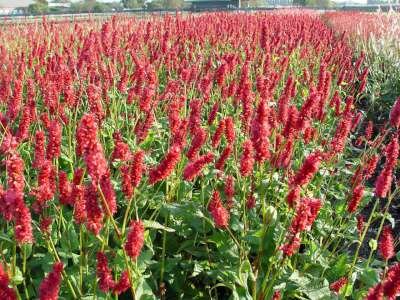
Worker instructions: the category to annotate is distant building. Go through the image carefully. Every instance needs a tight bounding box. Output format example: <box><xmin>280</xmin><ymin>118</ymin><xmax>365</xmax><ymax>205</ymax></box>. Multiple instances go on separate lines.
<box><xmin>0</xmin><ymin>0</ymin><xmax>33</xmax><ymax>14</ymax></box>
<box><xmin>265</xmin><ymin>0</ymin><xmax>291</xmax><ymax>5</ymax></box>
<box><xmin>49</xmin><ymin>2</ymin><xmax>72</xmax><ymax>8</ymax></box>
<box><xmin>184</xmin><ymin>0</ymin><xmax>239</xmax><ymax>9</ymax></box>
<box><xmin>367</xmin><ymin>0</ymin><xmax>398</xmax><ymax>4</ymax></box>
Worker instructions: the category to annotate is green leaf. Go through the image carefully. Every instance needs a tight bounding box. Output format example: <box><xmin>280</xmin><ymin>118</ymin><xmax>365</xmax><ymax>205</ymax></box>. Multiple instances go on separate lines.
<box><xmin>0</xmin><ymin>233</ymin><xmax>13</xmax><ymax>243</ymax></box>
<box><xmin>359</xmin><ymin>268</ymin><xmax>379</xmax><ymax>287</ymax></box>
<box><xmin>143</xmin><ymin>220</ymin><xmax>175</xmax><ymax>232</ymax></box>
<box><xmin>135</xmin><ymin>277</ymin><xmax>156</xmax><ymax>300</ymax></box>
<box><xmin>12</xmin><ymin>267</ymin><xmax>24</xmax><ymax>285</ymax></box>
<box><xmin>238</xmin><ymin>260</ymin><xmax>252</xmax><ymax>287</ymax></box>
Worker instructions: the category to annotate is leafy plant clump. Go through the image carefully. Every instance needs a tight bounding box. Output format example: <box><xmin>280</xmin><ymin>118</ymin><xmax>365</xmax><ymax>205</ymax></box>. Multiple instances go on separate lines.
<box><xmin>324</xmin><ymin>11</ymin><xmax>400</xmax><ymax>125</ymax></box>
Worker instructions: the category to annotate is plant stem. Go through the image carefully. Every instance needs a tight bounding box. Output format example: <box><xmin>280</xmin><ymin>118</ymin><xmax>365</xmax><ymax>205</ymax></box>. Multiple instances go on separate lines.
<box><xmin>366</xmin><ymin>189</ymin><xmax>399</xmax><ymax>267</ymax></box>
<box><xmin>79</xmin><ymin>225</ymin><xmax>84</xmax><ymax>293</ymax></box>
<box><xmin>47</xmin><ymin>237</ymin><xmax>79</xmax><ymax>299</ymax></box>
<box><xmin>22</xmin><ymin>245</ymin><xmax>29</xmax><ymax>300</ymax></box>
<box><xmin>122</xmin><ymin>196</ymin><xmax>134</xmax><ymax>236</ymax></box>
<box><xmin>97</xmin><ymin>185</ymin><xmax>122</xmax><ymax>238</ymax></box>
<box><xmin>344</xmin><ymin>198</ymin><xmax>380</xmax><ymax>294</ymax></box>
<box><xmin>159</xmin><ymin>214</ymin><xmax>168</xmax><ymax>300</ymax></box>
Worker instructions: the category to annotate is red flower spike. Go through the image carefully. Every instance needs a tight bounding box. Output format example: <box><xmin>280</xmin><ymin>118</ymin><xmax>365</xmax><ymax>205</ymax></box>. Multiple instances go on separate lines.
<box><xmin>39</xmin><ymin>262</ymin><xmax>63</xmax><ymax>300</ymax></box>
<box><xmin>125</xmin><ymin>220</ymin><xmax>145</xmax><ymax>260</ymax></box>
<box><xmin>379</xmin><ymin>226</ymin><xmax>395</xmax><ymax>260</ymax></box>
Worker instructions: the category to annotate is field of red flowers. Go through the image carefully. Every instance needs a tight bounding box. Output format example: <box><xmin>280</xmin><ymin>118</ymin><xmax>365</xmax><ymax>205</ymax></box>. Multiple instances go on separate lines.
<box><xmin>0</xmin><ymin>11</ymin><xmax>399</xmax><ymax>300</ymax></box>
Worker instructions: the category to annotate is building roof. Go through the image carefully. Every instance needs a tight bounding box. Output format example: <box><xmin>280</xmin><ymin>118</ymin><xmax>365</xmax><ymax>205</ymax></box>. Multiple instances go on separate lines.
<box><xmin>0</xmin><ymin>0</ymin><xmax>34</xmax><ymax>8</ymax></box>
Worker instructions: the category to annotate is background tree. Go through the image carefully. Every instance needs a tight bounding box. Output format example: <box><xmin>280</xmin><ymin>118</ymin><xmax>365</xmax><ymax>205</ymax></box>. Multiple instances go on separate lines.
<box><xmin>293</xmin><ymin>0</ymin><xmax>306</xmax><ymax>6</ymax></box>
<box><xmin>28</xmin><ymin>0</ymin><xmax>49</xmax><ymax>14</ymax></box>
<box><xmin>122</xmin><ymin>0</ymin><xmax>145</xmax><ymax>8</ymax></box>
<box><xmin>164</xmin><ymin>0</ymin><xmax>185</xmax><ymax>9</ymax></box>
<box><xmin>305</xmin><ymin>0</ymin><xmax>332</xmax><ymax>7</ymax></box>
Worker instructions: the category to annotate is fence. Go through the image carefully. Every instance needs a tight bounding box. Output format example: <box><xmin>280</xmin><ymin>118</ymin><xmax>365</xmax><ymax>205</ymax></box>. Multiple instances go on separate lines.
<box><xmin>0</xmin><ymin>5</ymin><xmax>399</xmax><ymax>24</ymax></box>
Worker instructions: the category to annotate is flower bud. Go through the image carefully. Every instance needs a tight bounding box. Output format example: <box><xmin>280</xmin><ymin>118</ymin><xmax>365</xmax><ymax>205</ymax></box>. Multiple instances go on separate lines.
<box><xmin>265</xmin><ymin>206</ymin><xmax>277</xmax><ymax>225</ymax></box>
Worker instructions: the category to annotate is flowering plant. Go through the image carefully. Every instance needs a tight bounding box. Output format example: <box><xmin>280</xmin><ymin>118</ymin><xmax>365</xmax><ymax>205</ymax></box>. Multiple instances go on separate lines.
<box><xmin>0</xmin><ymin>12</ymin><xmax>398</xmax><ymax>300</ymax></box>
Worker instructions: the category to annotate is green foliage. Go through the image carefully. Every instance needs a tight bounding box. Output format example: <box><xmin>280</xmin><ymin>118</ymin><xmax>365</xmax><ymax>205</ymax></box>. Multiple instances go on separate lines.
<box><xmin>28</xmin><ymin>0</ymin><xmax>49</xmax><ymax>14</ymax></box>
<box><xmin>306</xmin><ymin>0</ymin><xmax>333</xmax><ymax>8</ymax></box>
<box><xmin>71</xmin><ymin>1</ymin><xmax>123</xmax><ymax>13</ymax></box>
<box><xmin>122</xmin><ymin>0</ymin><xmax>145</xmax><ymax>8</ymax></box>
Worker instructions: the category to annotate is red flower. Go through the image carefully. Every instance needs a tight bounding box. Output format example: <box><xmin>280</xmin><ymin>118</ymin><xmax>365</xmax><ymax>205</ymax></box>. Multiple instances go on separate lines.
<box><xmin>291</xmin><ymin>151</ymin><xmax>322</xmax><ymax>187</ymax></box>
<box><xmin>46</xmin><ymin>120</ymin><xmax>62</xmax><ymax>160</ymax></box>
<box><xmin>251</xmin><ymin>99</ymin><xmax>270</xmax><ymax>162</ymax></box>
<box><xmin>246</xmin><ymin>193</ymin><xmax>256</xmax><ymax>210</ymax></box>
<box><xmin>375</xmin><ymin>167</ymin><xmax>393</xmax><ymax>199</ymax></box>
<box><xmin>131</xmin><ymin>150</ymin><xmax>145</xmax><ymax>188</ymax></box>
<box><xmin>39</xmin><ymin>217</ymin><xmax>52</xmax><ymax>235</ymax></box>
<box><xmin>76</xmin><ymin>114</ymin><xmax>98</xmax><ymax>157</ymax></box>
<box><xmin>272</xmin><ymin>290</ymin><xmax>281</xmax><ymax>300</ymax></box>
<box><xmin>58</xmin><ymin>171</ymin><xmax>72</xmax><ymax>206</ymax></box>
<box><xmin>72</xmin><ymin>185</ymin><xmax>86</xmax><ymax>224</ymax></box>
<box><xmin>389</xmin><ymin>97</ymin><xmax>400</xmax><ymax>128</ymax></box>
<box><xmin>276</xmin><ymin>136</ymin><xmax>294</xmax><ymax>169</ymax></box>
<box><xmin>375</xmin><ymin>136</ymin><xmax>399</xmax><ymax>198</ymax></box>
<box><xmin>215</xmin><ymin>145</ymin><xmax>232</xmax><ymax>171</ymax></box>
<box><xmin>384</xmin><ymin>136</ymin><xmax>399</xmax><ymax>169</ymax></box>
<box><xmin>329</xmin><ymin>112</ymin><xmax>352</xmax><ymax>155</ymax></box>
<box><xmin>85</xmin><ymin>141</ymin><xmax>109</xmax><ymax>184</ymax></box>
<box><xmin>357</xmin><ymin>215</ymin><xmax>365</xmax><ymax>237</ymax></box>
<box><xmin>31</xmin><ymin>161</ymin><xmax>56</xmax><ymax>213</ymax></box>
<box><xmin>189</xmin><ymin>99</ymin><xmax>202</xmax><ymax>135</ymax></box>
<box><xmin>365</xmin><ymin>121</ymin><xmax>373</xmax><ymax>140</ymax></box>
<box><xmin>0</xmin><ymin>263</ymin><xmax>16</xmax><ymax>300</ymax></box>
<box><xmin>286</xmin><ymin>186</ymin><xmax>300</xmax><ymax>208</ymax></box>
<box><xmin>211</xmin><ymin>119</ymin><xmax>226</xmax><ymax>148</ymax></box>
<box><xmin>39</xmin><ymin>261</ymin><xmax>63</xmax><ymax>300</ymax></box>
<box><xmin>76</xmin><ymin>114</ymin><xmax>109</xmax><ymax>183</ymax></box>
<box><xmin>111</xmin><ymin>132</ymin><xmax>132</xmax><ymax>162</ymax></box>
<box><xmin>0</xmin><ymin>132</ymin><xmax>18</xmax><ymax>155</ymax></box>
<box><xmin>330</xmin><ymin>277</ymin><xmax>348</xmax><ymax>294</ymax></box>
<box><xmin>15</xmin><ymin>106</ymin><xmax>31</xmax><ymax>142</ymax></box>
<box><xmin>225</xmin><ymin>117</ymin><xmax>235</xmax><ymax>145</ymax></box>
<box><xmin>87</xmin><ymin>84</ymin><xmax>105</xmax><ymax>121</ymax></box>
<box><xmin>171</xmin><ymin>119</ymin><xmax>188</xmax><ymax>149</ymax></box>
<box><xmin>364</xmin><ymin>154</ymin><xmax>379</xmax><ymax>179</ymax></box>
<box><xmin>283</xmin><ymin>105</ymin><xmax>299</xmax><ymax>138</ymax></box>
<box><xmin>135</xmin><ymin>111</ymin><xmax>155</xmax><ymax>143</ymax></box>
<box><xmin>347</xmin><ymin>184</ymin><xmax>364</xmax><ymax>213</ymax></box>
<box><xmin>379</xmin><ymin>226</ymin><xmax>395</xmax><ymax>260</ymax></box>
<box><xmin>208</xmin><ymin>190</ymin><xmax>229</xmax><ymax>228</ymax></box>
<box><xmin>112</xmin><ymin>270</ymin><xmax>131</xmax><ymax>295</ymax></box>
<box><xmin>280</xmin><ymin>234</ymin><xmax>301</xmax><ymax>257</ymax></box>
<box><xmin>187</xmin><ymin>127</ymin><xmax>207</xmax><ymax>160</ymax></box>
<box><xmin>99</xmin><ymin>172</ymin><xmax>117</xmax><ymax>216</ymax></box>
<box><xmin>85</xmin><ymin>183</ymin><xmax>103</xmax><ymax>235</ymax></box>
<box><xmin>73</xmin><ymin>168</ymin><xmax>85</xmax><ymax>186</ymax></box>
<box><xmin>14</xmin><ymin>200</ymin><xmax>33</xmax><ymax>244</ymax></box>
<box><xmin>6</xmin><ymin>153</ymin><xmax>25</xmax><ymax>193</ymax></box>
<box><xmin>240</xmin><ymin>140</ymin><xmax>255</xmax><ymax>177</ymax></box>
<box><xmin>183</xmin><ymin>152</ymin><xmax>214</xmax><ymax>181</ymax></box>
<box><xmin>125</xmin><ymin>220</ymin><xmax>145</xmax><ymax>260</ymax></box>
<box><xmin>149</xmin><ymin>145</ymin><xmax>182</xmax><ymax>185</ymax></box>
<box><xmin>289</xmin><ymin>198</ymin><xmax>322</xmax><ymax>234</ymax></box>
<box><xmin>207</xmin><ymin>102</ymin><xmax>219</xmax><ymax>125</ymax></box>
<box><xmin>121</xmin><ymin>164</ymin><xmax>133</xmax><ymax>199</ymax></box>
<box><xmin>96</xmin><ymin>252</ymin><xmax>115</xmax><ymax>292</ymax></box>
<box><xmin>224</xmin><ymin>175</ymin><xmax>235</xmax><ymax>208</ymax></box>
<box><xmin>382</xmin><ymin>262</ymin><xmax>400</xmax><ymax>298</ymax></box>
<box><xmin>366</xmin><ymin>283</ymin><xmax>384</xmax><ymax>300</ymax></box>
